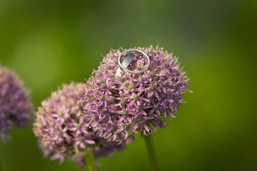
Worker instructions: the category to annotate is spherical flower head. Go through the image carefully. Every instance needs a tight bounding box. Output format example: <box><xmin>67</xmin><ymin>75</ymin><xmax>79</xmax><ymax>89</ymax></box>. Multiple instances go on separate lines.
<box><xmin>82</xmin><ymin>46</ymin><xmax>190</xmax><ymax>144</ymax></box>
<box><xmin>33</xmin><ymin>83</ymin><xmax>124</xmax><ymax>167</ymax></box>
<box><xmin>0</xmin><ymin>66</ymin><xmax>33</xmax><ymax>140</ymax></box>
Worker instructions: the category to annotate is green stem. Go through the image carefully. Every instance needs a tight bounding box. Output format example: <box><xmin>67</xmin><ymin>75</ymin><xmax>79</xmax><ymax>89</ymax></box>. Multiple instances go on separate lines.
<box><xmin>85</xmin><ymin>151</ymin><xmax>97</xmax><ymax>171</ymax></box>
<box><xmin>0</xmin><ymin>159</ymin><xmax>3</xmax><ymax>171</ymax></box>
<box><xmin>144</xmin><ymin>134</ymin><xmax>159</xmax><ymax>171</ymax></box>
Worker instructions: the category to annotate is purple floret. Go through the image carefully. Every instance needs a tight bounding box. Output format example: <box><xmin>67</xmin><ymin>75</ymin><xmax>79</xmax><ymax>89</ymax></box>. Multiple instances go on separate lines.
<box><xmin>82</xmin><ymin>46</ymin><xmax>190</xmax><ymax>144</ymax></box>
<box><xmin>33</xmin><ymin>83</ymin><xmax>124</xmax><ymax>167</ymax></box>
<box><xmin>0</xmin><ymin>66</ymin><xmax>33</xmax><ymax>140</ymax></box>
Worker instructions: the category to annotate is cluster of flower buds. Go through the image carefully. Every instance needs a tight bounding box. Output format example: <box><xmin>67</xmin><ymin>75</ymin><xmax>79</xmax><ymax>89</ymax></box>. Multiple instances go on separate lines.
<box><xmin>0</xmin><ymin>66</ymin><xmax>33</xmax><ymax>140</ymax></box>
<box><xmin>33</xmin><ymin>83</ymin><xmax>124</xmax><ymax>167</ymax></box>
<box><xmin>82</xmin><ymin>46</ymin><xmax>190</xmax><ymax>144</ymax></box>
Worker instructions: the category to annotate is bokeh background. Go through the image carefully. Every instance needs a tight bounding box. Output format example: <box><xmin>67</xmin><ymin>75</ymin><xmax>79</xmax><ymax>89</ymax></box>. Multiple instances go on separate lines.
<box><xmin>0</xmin><ymin>0</ymin><xmax>257</xmax><ymax>171</ymax></box>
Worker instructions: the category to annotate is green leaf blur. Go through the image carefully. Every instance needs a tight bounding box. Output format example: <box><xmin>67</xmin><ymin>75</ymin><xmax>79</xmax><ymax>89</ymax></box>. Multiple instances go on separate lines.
<box><xmin>0</xmin><ymin>0</ymin><xmax>256</xmax><ymax>171</ymax></box>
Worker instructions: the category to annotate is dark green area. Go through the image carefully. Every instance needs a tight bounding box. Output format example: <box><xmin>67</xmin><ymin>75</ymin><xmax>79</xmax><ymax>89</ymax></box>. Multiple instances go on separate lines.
<box><xmin>0</xmin><ymin>0</ymin><xmax>256</xmax><ymax>170</ymax></box>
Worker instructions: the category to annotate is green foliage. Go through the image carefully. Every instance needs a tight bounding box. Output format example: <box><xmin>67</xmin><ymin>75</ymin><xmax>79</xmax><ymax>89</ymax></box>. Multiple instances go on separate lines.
<box><xmin>0</xmin><ymin>0</ymin><xmax>256</xmax><ymax>171</ymax></box>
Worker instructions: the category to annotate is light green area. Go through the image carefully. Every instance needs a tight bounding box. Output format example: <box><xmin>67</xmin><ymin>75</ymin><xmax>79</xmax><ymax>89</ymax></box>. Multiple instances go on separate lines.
<box><xmin>0</xmin><ymin>0</ymin><xmax>256</xmax><ymax>171</ymax></box>
<box><xmin>85</xmin><ymin>152</ymin><xmax>98</xmax><ymax>171</ymax></box>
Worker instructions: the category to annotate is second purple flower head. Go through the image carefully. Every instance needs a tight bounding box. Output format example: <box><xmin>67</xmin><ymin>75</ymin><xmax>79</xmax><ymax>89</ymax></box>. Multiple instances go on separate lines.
<box><xmin>34</xmin><ymin>83</ymin><xmax>124</xmax><ymax>167</ymax></box>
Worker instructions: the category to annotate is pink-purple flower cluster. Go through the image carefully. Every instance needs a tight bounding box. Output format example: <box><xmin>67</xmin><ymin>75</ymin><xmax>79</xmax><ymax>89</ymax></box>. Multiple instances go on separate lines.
<box><xmin>33</xmin><ymin>83</ymin><xmax>124</xmax><ymax>167</ymax></box>
<box><xmin>0</xmin><ymin>66</ymin><xmax>33</xmax><ymax>140</ymax></box>
<box><xmin>82</xmin><ymin>46</ymin><xmax>190</xmax><ymax>144</ymax></box>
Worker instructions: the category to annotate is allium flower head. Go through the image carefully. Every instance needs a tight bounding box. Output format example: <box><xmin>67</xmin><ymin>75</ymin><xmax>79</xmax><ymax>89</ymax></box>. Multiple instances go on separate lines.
<box><xmin>0</xmin><ymin>66</ymin><xmax>33</xmax><ymax>140</ymax></box>
<box><xmin>33</xmin><ymin>83</ymin><xmax>124</xmax><ymax>167</ymax></box>
<box><xmin>82</xmin><ymin>46</ymin><xmax>190</xmax><ymax>144</ymax></box>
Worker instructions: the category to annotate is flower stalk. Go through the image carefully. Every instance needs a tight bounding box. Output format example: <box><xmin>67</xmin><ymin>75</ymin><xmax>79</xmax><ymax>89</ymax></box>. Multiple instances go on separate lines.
<box><xmin>85</xmin><ymin>151</ymin><xmax>97</xmax><ymax>171</ymax></box>
<box><xmin>144</xmin><ymin>134</ymin><xmax>159</xmax><ymax>171</ymax></box>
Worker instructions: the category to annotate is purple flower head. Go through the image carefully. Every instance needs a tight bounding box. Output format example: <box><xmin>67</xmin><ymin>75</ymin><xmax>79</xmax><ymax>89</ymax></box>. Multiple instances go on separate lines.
<box><xmin>33</xmin><ymin>83</ymin><xmax>124</xmax><ymax>167</ymax></box>
<box><xmin>82</xmin><ymin>46</ymin><xmax>190</xmax><ymax>144</ymax></box>
<box><xmin>0</xmin><ymin>66</ymin><xmax>33</xmax><ymax>140</ymax></box>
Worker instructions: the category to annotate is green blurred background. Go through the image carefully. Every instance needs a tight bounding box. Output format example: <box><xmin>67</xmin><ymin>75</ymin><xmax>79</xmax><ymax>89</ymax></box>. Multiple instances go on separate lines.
<box><xmin>0</xmin><ymin>0</ymin><xmax>257</xmax><ymax>170</ymax></box>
